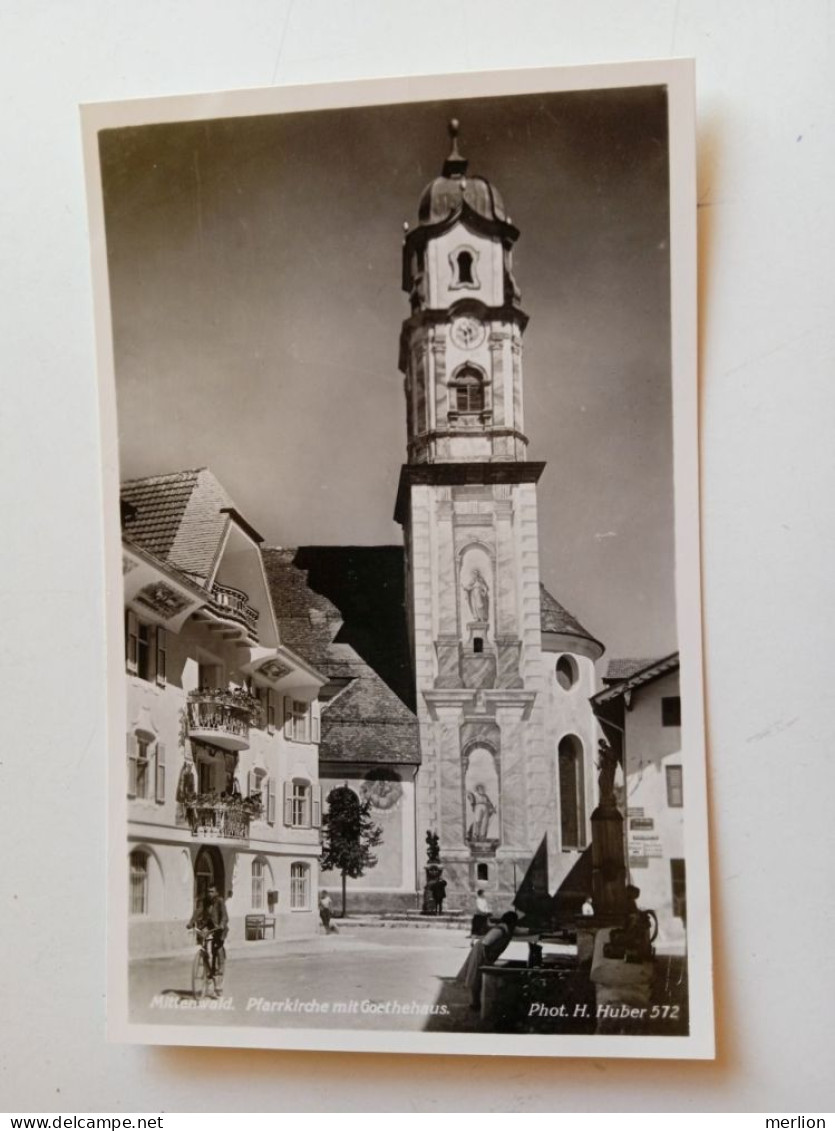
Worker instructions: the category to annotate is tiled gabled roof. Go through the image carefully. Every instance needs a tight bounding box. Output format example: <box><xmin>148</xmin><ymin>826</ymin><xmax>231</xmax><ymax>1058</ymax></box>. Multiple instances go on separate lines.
<box><xmin>120</xmin><ymin>468</ymin><xmax>236</xmax><ymax>585</ymax></box>
<box><xmin>591</xmin><ymin>652</ymin><xmax>680</xmax><ymax>706</ymax></box>
<box><xmin>263</xmin><ymin>547</ymin><xmax>420</xmax><ymax>767</ymax></box>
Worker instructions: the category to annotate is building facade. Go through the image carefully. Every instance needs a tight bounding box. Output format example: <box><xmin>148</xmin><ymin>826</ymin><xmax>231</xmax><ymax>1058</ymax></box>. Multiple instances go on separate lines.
<box><xmin>395</xmin><ymin>124</ymin><xmax>605</xmax><ymax>904</ymax></box>
<box><xmin>264</xmin><ymin>547</ymin><xmax>421</xmax><ymax>913</ymax></box>
<box><xmin>122</xmin><ymin>469</ymin><xmax>327</xmax><ymax>956</ymax></box>
<box><xmin>591</xmin><ymin>654</ymin><xmax>686</xmax><ymax>951</ymax></box>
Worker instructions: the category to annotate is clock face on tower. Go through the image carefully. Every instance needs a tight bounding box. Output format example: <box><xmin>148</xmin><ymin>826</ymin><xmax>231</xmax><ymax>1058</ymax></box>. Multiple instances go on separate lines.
<box><xmin>450</xmin><ymin>315</ymin><xmax>485</xmax><ymax>351</ymax></box>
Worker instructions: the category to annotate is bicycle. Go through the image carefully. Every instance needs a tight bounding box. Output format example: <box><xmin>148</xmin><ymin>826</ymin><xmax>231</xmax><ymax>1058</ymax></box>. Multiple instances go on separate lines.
<box><xmin>191</xmin><ymin>926</ymin><xmax>226</xmax><ymax>999</ymax></box>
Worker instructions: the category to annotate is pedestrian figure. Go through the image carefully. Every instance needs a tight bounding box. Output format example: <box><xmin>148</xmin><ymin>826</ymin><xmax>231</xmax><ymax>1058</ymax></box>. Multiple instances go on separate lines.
<box><xmin>457</xmin><ymin>911</ymin><xmax>519</xmax><ymax>1010</ymax></box>
<box><xmin>433</xmin><ymin>876</ymin><xmax>447</xmax><ymax>915</ymax></box>
<box><xmin>319</xmin><ymin>891</ymin><xmax>338</xmax><ymax>934</ymax></box>
<box><xmin>471</xmin><ymin>888</ymin><xmax>490</xmax><ymax>936</ymax></box>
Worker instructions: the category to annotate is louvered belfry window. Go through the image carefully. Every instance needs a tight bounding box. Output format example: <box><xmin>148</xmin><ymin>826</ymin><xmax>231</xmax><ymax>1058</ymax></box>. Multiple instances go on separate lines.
<box><xmin>454</xmin><ymin>367</ymin><xmax>484</xmax><ymax>413</ymax></box>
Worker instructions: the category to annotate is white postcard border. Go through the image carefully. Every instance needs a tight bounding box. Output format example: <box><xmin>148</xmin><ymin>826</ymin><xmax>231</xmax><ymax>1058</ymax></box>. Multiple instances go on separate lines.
<box><xmin>83</xmin><ymin>57</ymin><xmax>713</xmax><ymax>1059</ymax></box>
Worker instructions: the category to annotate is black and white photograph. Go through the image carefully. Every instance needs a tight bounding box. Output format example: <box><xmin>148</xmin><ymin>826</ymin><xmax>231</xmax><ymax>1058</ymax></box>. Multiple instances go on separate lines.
<box><xmin>84</xmin><ymin>61</ymin><xmax>710</xmax><ymax>1058</ymax></box>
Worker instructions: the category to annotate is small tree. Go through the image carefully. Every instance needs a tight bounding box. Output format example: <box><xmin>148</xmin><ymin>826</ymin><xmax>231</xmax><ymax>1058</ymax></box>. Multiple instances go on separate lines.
<box><xmin>321</xmin><ymin>785</ymin><xmax>383</xmax><ymax>917</ymax></box>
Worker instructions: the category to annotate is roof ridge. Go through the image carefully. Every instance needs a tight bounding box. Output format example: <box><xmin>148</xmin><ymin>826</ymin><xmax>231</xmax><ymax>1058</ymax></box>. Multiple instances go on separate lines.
<box><xmin>120</xmin><ymin>467</ymin><xmax>207</xmax><ymax>487</ymax></box>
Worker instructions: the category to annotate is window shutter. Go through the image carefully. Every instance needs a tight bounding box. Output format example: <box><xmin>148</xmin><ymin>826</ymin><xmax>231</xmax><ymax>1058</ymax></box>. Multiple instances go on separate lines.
<box><xmin>125</xmin><ymin>611</ymin><xmax>138</xmax><ymax>674</ymax></box>
<box><xmin>155</xmin><ymin>742</ymin><xmax>166</xmax><ymax>803</ymax></box>
<box><xmin>283</xmin><ymin>781</ymin><xmax>292</xmax><ymax>826</ymax></box>
<box><xmin>312</xmin><ymin>784</ymin><xmax>322</xmax><ymax>829</ymax></box>
<box><xmin>127</xmin><ymin>732</ymin><xmax>138</xmax><ymax>797</ymax></box>
<box><xmin>267</xmin><ymin>777</ymin><xmax>276</xmax><ymax>824</ymax></box>
<box><xmin>303</xmin><ymin>703</ymin><xmax>311</xmax><ymax>744</ymax></box>
<box><xmin>155</xmin><ymin>628</ymin><xmax>167</xmax><ymax>687</ymax></box>
<box><xmin>311</xmin><ymin>706</ymin><xmax>320</xmax><ymax>745</ymax></box>
<box><xmin>266</xmin><ymin>690</ymin><xmax>275</xmax><ymax>734</ymax></box>
<box><xmin>247</xmin><ymin>769</ymin><xmax>255</xmax><ymax>798</ymax></box>
<box><xmin>284</xmin><ymin>697</ymin><xmax>294</xmax><ymax>739</ymax></box>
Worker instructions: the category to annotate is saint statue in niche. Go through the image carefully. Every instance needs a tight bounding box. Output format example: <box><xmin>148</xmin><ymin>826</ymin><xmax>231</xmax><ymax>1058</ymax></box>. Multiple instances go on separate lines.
<box><xmin>467</xmin><ymin>782</ymin><xmax>497</xmax><ymax>842</ymax></box>
<box><xmin>464</xmin><ymin>568</ymin><xmax>490</xmax><ymax>623</ymax></box>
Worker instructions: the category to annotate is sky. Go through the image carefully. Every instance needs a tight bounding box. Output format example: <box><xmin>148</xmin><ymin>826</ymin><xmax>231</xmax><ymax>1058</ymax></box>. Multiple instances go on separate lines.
<box><xmin>100</xmin><ymin>85</ymin><xmax>676</xmax><ymax>659</ymax></box>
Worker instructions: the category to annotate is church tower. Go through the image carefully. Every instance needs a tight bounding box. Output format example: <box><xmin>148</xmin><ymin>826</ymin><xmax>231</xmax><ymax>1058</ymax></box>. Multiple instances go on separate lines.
<box><xmin>395</xmin><ymin>122</ymin><xmax>603</xmax><ymax>904</ymax></box>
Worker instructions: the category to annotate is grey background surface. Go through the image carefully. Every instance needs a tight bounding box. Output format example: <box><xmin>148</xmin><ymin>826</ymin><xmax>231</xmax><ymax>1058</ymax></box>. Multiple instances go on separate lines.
<box><xmin>2</xmin><ymin>0</ymin><xmax>834</xmax><ymax>1113</ymax></box>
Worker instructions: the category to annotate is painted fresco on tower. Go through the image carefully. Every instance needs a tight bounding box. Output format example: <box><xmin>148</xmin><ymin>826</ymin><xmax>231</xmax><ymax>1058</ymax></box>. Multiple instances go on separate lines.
<box><xmin>87</xmin><ymin>62</ymin><xmax>711</xmax><ymax>1057</ymax></box>
<box><xmin>464</xmin><ymin>747</ymin><xmax>500</xmax><ymax>846</ymax></box>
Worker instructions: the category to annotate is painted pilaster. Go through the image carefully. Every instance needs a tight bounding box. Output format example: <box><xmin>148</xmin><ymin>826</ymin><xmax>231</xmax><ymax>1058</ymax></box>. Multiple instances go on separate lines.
<box><xmin>434</xmin><ymin>489</ymin><xmax>460</xmax><ymax>688</ymax></box>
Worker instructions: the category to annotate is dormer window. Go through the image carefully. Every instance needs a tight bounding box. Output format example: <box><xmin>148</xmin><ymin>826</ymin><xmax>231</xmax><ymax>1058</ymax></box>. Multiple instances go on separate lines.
<box><xmin>449</xmin><ymin>245</ymin><xmax>480</xmax><ymax>290</ymax></box>
<box><xmin>452</xmin><ymin>365</ymin><xmax>485</xmax><ymax>414</ymax></box>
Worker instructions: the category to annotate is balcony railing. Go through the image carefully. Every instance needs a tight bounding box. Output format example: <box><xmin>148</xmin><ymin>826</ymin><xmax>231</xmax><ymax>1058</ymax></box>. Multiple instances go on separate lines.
<box><xmin>180</xmin><ymin>796</ymin><xmax>253</xmax><ymax>841</ymax></box>
<box><xmin>208</xmin><ymin>583</ymin><xmax>259</xmax><ymax>637</ymax></box>
<box><xmin>187</xmin><ymin>688</ymin><xmax>258</xmax><ymax>752</ymax></box>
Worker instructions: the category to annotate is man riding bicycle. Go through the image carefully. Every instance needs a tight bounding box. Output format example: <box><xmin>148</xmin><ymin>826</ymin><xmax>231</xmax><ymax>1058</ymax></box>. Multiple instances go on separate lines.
<box><xmin>187</xmin><ymin>884</ymin><xmax>229</xmax><ymax>993</ymax></box>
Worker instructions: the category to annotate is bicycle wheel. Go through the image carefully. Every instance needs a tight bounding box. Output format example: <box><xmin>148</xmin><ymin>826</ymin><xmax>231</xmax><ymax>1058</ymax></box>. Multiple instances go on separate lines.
<box><xmin>212</xmin><ymin>944</ymin><xmax>226</xmax><ymax>994</ymax></box>
<box><xmin>192</xmin><ymin>949</ymin><xmax>210</xmax><ymax>999</ymax></box>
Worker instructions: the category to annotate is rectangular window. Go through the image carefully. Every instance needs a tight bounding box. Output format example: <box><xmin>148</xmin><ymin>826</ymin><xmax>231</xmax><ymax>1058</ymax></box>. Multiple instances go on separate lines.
<box><xmin>291</xmin><ymin>782</ymin><xmax>311</xmax><ymax>828</ymax></box>
<box><xmin>136</xmin><ymin>622</ymin><xmax>152</xmax><ymax>681</ymax></box>
<box><xmin>198</xmin><ymin>660</ymin><xmax>222</xmax><ymax>691</ymax></box>
<box><xmin>248</xmin><ymin>770</ymin><xmax>266</xmax><ymax>819</ymax></box>
<box><xmin>198</xmin><ymin>759</ymin><xmax>214</xmax><ymax>795</ymax></box>
<box><xmin>666</xmin><ymin>765</ymin><xmax>684</xmax><ymax>808</ymax></box>
<box><xmin>671</xmin><ymin>858</ymin><xmax>686</xmax><ymax>920</ymax></box>
<box><xmin>135</xmin><ymin>738</ymin><xmax>150</xmax><ymax>799</ymax></box>
<box><xmin>290</xmin><ymin>862</ymin><xmax>309</xmax><ymax>910</ymax></box>
<box><xmin>662</xmin><ymin>696</ymin><xmax>681</xmax><ymax>727</ymax></box>
<box><xmin>252</xmin><ymin>859</ymin><xmax>264</xmax><ymax>909</ymax></box>
<box><xmin>284</xmin><ymin>698</ymin><xmax>311</xmax><ymax>743</ymax></box>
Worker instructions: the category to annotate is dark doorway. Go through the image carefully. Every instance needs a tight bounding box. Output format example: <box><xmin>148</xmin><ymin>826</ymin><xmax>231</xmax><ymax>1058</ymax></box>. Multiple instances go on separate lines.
<box><xmin>194</xmin><ymin>845</ymin><xmax>225</xmax><ymax>902</ymax></box>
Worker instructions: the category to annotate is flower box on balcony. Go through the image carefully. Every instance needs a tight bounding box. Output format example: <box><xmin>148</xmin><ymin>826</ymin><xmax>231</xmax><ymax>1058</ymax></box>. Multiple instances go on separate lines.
<box><xmin>186</xmin><ymin>687</ymin><xmax>259</xmax><ymax>752</ymax></box>
<box><xmin>183</xmin><ymin>794</ymin><xmax>252</xmax><ymax>840</ymax></box>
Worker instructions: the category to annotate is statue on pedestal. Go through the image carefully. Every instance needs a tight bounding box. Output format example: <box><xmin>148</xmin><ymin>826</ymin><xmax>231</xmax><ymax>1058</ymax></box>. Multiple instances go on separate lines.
<box><xmin>464</xmin><ymin>569</ymin><xmax>490</xmax><ymax>623</ymax></box>
<box><xmin>421</xmin><ymin>830</ymin><xmax>443</xmax><ymax>915</ymax></box>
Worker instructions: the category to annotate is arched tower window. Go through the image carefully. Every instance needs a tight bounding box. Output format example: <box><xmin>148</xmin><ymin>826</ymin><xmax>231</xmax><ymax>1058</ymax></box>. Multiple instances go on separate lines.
<box><xmin>449</xmin><ymin>245</ymin><xmax>480</xmax><ymax>289</ymax></box>
<box><xmin>558</xmin><ymin>735</ymin><xmax>586</xmax><ymax>850</ymax></box>
<box><xmin>452</xmin><ymin>365</ymin><xmax>485</xmax><ymax>414</ymax></box>
<box><xmin>457</xmin><ymin>250</ymin><xmax>474</xmax><ymax>284</ymax></box>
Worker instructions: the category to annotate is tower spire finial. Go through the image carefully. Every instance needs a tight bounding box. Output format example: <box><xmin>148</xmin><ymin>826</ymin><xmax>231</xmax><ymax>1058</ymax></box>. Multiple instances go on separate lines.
<box><xmin>442</xmin><ymin>118</ymin><xmax>468</xmax><ymax>178</ymax></box>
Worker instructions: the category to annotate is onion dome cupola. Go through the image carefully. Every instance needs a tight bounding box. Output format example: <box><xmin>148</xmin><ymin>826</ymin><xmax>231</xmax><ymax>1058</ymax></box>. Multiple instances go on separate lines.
<box><xmin>401</xmin><ymin>120</ymin><xmax>523</xmax><ymax>315</ymax></box>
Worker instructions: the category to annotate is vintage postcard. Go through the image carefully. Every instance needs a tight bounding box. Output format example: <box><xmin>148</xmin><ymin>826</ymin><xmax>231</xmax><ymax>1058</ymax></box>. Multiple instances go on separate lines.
<box><xmin>84</xmin><ymin>59</ymin><xmax>712</xmax><ymax>1057</ymax></box>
